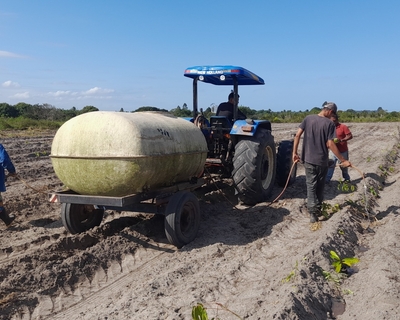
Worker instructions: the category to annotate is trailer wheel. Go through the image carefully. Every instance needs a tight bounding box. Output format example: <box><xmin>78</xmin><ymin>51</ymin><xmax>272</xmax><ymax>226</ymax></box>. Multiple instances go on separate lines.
<box><xmin>164</xmin><ymin>191</ymin><xmax>200</xmax><ymax>248</ymax></box>
<box><xmin>276</xmin><ymin>140</ymin><xmax>297</xmax><ymax>187</ymax></box>
<box><xmin>61</xmin><ymin>203</ymin><xmax>104</xmax><ymax>234</ymax></box>
<box><xmin>232</xmin><ymin>129</ymin><xmax>276</xmax><ymax>205</ymax></box>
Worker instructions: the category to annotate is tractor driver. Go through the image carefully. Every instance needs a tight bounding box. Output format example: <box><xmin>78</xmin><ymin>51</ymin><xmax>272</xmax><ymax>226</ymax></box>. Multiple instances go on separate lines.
<box><xmin>216</xmin><ymin>91</ymin><xmax>247</xmax><ymax>122</ymax></box>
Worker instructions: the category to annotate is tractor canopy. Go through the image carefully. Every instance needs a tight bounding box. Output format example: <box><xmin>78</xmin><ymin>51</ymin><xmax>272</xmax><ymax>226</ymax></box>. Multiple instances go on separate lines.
<box><xmin>184</xmin><ymin>65</ymin><xmax>264</xmax><ymax>86</ymax></box>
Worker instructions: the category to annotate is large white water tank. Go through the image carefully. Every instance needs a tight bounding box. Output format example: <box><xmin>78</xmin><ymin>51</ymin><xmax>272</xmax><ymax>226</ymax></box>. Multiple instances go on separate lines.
<box><xmin>51</xmin><ymin>111</ymin><xmax>207</xmax><ymax>196</ymax></box>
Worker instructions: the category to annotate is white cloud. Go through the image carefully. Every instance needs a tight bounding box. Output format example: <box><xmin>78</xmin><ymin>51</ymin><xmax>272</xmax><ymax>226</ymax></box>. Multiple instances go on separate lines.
<box><xmin>83</xmin><ymin>87</ymin><xmax>114</xmax><ymax>95</ymax></box>
<box><xmin>46</xmin><ymin>88</ymin><xmax>114</xmax><ymax>100</ymax></box>
<box><xmin>47</xmin><ymin>90</ymin><xmax>71</xmax><ymax>97</ymax></box>
<box><xmin>0</xmin><ymin>50</ymin><xmax>26</xmax><ymax>58</ymax></box>
<box><xmin>13</xmin><ymin>92</ymin><xmax>30</xmax><ymax>99</ymax></box>
<box><xmin>2</xmin><ymin>80</ymin><xmax>20</xmax><ymax>88</ymax></box>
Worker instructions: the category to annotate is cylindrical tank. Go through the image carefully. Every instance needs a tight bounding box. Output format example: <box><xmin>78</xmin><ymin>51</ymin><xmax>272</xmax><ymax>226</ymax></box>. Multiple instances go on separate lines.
<box><xmin>51</xmin><ymin>111</ymin><xmax>208</xmax><ymax>196</ymax></box>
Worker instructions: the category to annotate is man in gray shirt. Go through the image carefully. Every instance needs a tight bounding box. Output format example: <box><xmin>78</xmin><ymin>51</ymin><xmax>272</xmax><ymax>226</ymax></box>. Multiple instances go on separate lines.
<box><xmin>292</xmin><ymin>102</ymin><xmax>351</xmax><ymax>222</ymax></box>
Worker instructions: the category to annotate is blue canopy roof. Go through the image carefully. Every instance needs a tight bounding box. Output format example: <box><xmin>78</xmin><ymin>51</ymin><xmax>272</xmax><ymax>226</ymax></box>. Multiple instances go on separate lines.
<box><xmin>184</xmin><ymin>65</ymin><xmax>264</xmax><ymax>86</ymax></box>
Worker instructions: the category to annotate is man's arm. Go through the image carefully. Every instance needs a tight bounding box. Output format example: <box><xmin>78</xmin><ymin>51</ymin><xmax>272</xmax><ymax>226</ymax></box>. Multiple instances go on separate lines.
<box><xmin>341</xmin><ymin>125</ymin><xmax>353</xmax><ymax>142</ymax></box>
<box><xmin>341</xmin><ymin>132</ymin><xmax>352</xmax><ymax>142</ymax></box>
<box><xmin>292</xmin><ymin>128</ymin><xmax>303</xmax><ymax>163</ymax></box>
<box><xmin>327</xmin><ymin>140</ymin><xmax>351</xmax><ymax>167</ymax></box>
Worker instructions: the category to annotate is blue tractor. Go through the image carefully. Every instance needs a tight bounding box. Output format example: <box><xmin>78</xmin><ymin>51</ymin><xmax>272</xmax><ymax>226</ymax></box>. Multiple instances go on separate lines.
<box><xmin>184</xmin><ymin>65</ymin><xmax>296</xmax><ymax>205</ymax></box>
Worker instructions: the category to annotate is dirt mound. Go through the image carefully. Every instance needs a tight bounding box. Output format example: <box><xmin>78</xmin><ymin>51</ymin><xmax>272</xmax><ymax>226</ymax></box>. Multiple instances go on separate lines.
<box><xmin>0</xmin><ymin>123</ymin><xmax>399</xmax><ymax>320</ymax></box>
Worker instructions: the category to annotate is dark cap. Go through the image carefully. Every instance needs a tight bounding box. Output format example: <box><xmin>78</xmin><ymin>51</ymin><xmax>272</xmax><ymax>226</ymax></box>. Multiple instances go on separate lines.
<box><xmin>322</xmin><ymin>101</ymin><xmax>337</xmax><ymax>115</ymax></box>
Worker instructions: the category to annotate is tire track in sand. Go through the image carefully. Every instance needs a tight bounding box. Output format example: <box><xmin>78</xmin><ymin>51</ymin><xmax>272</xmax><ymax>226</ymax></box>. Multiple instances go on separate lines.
<box><xmin>34</xmin><ymin>241</ymin><xmax>177</xmax><ymax>320</ymax></box>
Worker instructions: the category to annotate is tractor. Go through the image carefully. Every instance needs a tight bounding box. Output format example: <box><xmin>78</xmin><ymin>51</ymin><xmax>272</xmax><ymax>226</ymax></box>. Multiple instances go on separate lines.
<box><xmin>184</xmin><ymin>65</ymin><xmax>297</xmax><ymax>205</ymax></box>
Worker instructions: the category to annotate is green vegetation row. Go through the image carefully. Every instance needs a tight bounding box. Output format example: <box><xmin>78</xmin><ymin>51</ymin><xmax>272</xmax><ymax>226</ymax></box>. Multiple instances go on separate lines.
<box><xmin>0</xmin><ymin>102</ymin><xmax>399</xmax><ymax>131</ymax></box>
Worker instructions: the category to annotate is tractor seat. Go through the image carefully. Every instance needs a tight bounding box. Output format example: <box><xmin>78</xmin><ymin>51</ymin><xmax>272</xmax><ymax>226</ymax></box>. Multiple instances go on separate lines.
<box><xmin>209</xmin><ymin>116</ymin><xmax>232</xmax><ymax>128</ymax></box>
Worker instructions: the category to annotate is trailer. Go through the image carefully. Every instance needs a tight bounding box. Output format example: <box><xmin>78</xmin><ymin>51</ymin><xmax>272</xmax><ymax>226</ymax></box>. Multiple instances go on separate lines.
<box><xmin>50</xmin><ymin>178</ymin><xmax>204</xmax><ymax>248</ymax></box>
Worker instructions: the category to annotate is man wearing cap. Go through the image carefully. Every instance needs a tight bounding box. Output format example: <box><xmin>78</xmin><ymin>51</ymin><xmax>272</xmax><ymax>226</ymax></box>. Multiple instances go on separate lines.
<box><xmin>326</xmin><ymin>113</ymin><xmax>353</xmax><ymax>183</ymax></box>
<box><xmin>292</xmin><ymin>101</ymin><xmax>351</xmax><ymax>223</ymax></box>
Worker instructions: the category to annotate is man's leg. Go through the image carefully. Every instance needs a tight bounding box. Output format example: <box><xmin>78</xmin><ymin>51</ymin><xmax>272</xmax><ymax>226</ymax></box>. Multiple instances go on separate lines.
<box><xmin>304</xmin><ymin>162</ymin><xmax>319</xmax><ymax>222</ymax></box>
<box><xmin>0</xmin><ymin>193</ymin><xmax>15</xmax><ymax>227</ymax></box>
<box><xmin>317</xmin><ymin>165</ymin><xmax>329</xmax><ymax>211</ymax></box>
<box><xmin>339</xmin><ymin>151</ymin><xmax>350</xmax><ymax>181</ymax></box>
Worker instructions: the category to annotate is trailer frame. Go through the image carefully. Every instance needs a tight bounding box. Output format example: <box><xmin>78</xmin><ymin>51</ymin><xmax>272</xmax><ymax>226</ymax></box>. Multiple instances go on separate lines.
<box><xmin>50</xmin><ymin>178</ymin><xmax>204</xmax><ymax>248</ymax></box>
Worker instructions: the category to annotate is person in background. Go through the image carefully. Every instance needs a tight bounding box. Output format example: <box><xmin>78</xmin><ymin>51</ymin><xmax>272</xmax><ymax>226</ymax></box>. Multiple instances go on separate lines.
<box><xmin>326</xmin><ymin>114</ymin><xmax>353</xmax><ymax>183</ymax></box>
<box><xmin>0</xmin><ymin>144</ymin><xmax>16</xmax><ymax>227</ymax></box>
<box><xmin>216</xmin><ymin>91</ymin><xmax>246</xmax><ymax>122</ymax></box>
<box><xmin>292</xmin><ymin>101</ymin><xmax>351</xmax><ymax>223</ymax></box>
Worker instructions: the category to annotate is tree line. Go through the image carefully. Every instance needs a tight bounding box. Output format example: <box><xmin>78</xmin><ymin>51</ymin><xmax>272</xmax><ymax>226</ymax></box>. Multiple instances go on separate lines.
<box><xmin>0</xmin><ymin>102</ymin><xmax>98</xmax><ymax>121</ymax></box>
<box><xmin>167</xmin><ymin>104</ymin><xmax>400</xmax><ymax>123</ymax></box>
<box><xmin>1</xmin><ymin>102</ymin><xmax>399</xmax><ymax>124</ymax></box>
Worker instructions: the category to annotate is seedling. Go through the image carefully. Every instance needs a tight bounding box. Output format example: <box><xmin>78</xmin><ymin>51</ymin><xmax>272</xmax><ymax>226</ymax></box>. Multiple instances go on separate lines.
<box><xmin>379</xmin><ymin>165</ymin><xmax>389</xmax><ymax>178</ymax></box>
<box><xmin>344</xmin><ymin>199</ymin><xmax>360</xmax><ymax>208</ymax></box>
<box><xmin>368</xmin><ymin>186</ymin><xmax>379</xmax><ymax>198</ymax></box>
<box><xmin>320</xmin><ymin>202</ymin><xmax>340</xmax><ymax>219</ymax></box>
<box><xmin>337</xmin><ymin>179</ymin><xmax>356</xmax><ymax>193</ymax></box>
<box><xmin>330</xmin><ymin>250</ymin><xmax>359</xmax><ymax>273</ymax></box>
<box><xmin>322</xmin><ymin>270</ymin><xmax>341</xmax><ymax>285</ymax></box>
<box><xmin>342</xmin><ymin>289</ymin><xmax>354</xmax><ymax>295</ymax></box>
<box><xmin>192</xmin><ymin>303</ymin><xmax>241</xmax><ymax>320</ymax></box>
<box><xmin>282</xmin><ymin>261</ymin><xmax>299</xmax><ymax>283</ymax></box>
<box><xmin>192</xmin><ymin>304</ymin><xmax>214</xmax><ymax>320</ymax></box>
<box><xmin>32</xmin><ymin>151</ymin><xmax>48</xmax><ymax>157</ymax></box>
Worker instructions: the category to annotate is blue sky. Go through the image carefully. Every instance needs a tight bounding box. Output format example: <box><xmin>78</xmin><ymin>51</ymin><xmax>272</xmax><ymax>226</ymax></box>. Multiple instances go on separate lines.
<box><xmin>1</xmin><ymin>1</ymin><xmax>399</xmax><ymax>112</ymax></box>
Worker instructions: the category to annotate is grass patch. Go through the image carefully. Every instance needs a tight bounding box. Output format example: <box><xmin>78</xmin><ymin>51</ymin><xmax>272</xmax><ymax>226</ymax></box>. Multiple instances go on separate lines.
<box><xmin>0</xmin><ymin>117</ymin><xmax>62</xmax><ymax>138</ymax></box>
<box><xmin>0</xmin><ymin>117</ymin><xmax>62</xmax><ymax>131</ymax></box>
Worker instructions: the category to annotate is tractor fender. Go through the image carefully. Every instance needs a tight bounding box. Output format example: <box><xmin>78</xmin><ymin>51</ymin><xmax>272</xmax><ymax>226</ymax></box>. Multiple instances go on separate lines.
<box><xmin>230</xmin><ymin>119</ymin><xmax>272</xmax><ymax>137</ymax></box>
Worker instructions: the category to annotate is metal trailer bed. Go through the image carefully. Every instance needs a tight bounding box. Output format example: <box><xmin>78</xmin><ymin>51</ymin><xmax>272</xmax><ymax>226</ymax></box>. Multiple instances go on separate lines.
<box><xmin>50</xmin><ymin>178</ymin><xmax>204</xmax><ymax>248</ymax></box>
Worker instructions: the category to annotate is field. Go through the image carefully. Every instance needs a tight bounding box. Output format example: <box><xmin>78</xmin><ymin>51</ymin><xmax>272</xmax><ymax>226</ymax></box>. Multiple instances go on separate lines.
<box><xmin>0</xmin><ymin>122</ymin><xmax>399</xmax><ymax>320</ymax></box>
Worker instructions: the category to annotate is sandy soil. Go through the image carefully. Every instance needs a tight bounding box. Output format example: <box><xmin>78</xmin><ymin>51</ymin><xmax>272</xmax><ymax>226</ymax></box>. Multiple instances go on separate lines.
<box><xmin>0</xmin><ymin>122</ymin><xmax>399</xmax><ymax>320</ymax></box>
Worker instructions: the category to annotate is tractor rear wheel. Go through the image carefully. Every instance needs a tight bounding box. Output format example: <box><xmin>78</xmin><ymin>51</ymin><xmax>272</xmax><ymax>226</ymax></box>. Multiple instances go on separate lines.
<box><xmin>232</xmin><ymin>129</ymin><xmax>276</xmax><ymax>205</ymax></box>
<box><xmin>276</xmin><ymin>140</ymin><xmax>297</xmax><ymax>187</ymax></box>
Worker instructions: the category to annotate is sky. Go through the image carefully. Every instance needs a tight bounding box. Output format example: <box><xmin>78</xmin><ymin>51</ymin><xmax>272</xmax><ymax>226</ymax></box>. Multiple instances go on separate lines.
<box><xmin>1</xmin><ymin>1</ymin><xmax>399</xmax><ymax>113</ymax></box>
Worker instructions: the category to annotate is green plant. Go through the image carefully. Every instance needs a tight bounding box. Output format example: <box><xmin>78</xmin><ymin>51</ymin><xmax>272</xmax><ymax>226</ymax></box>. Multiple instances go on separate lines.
<box><xmin>282</xmin><ymin>261</ymin><xmax>298</xmax><ymax>283</ymax></box>
<box><xmin>192</xmin><ymin>303</ymin><xmax>240</xmax><ymax>320</ymax></box>
<box><xmin>330</xmin><ymin>250</ymin><xmax>359</xmax><ymax>273</ymax></box>
<box><xmin>342</xmin><ymin>289</ymin><xmax>354</xmax><ymax>295</ymax></box>
<box><xmin>192</xmin><ymin>304</ymin><xmax>213</xmax><ymax>320</ymax></box>
<box><xmin>337</xmin><ymin>179</ymin><xmax>356</xmax><ymax>193</ymax></box>
<box><xmin>28</xmin><ymin>150</ymin><xmax>48</xmax><ymax>158</ymax></box>
<box><xmin>344</xmin><ymin>199</ymin><xmax>360</xmax><ymax>208</ymax></box>
<box><xmin>366</xmin><ymin>156</ymin><xmax>371</xmax><ymax>162</ymax></box>
<box><xmin>320</xmin><ymin>202</ymin><xmax>340</xmax><ymax>219</ymax></box>
<box><xmin>368</xmin><ymin>186</ymin><xmax>379</xmax><ymax>198</ymax></box>
<box><xmin>322</xmin><ymin>270</ymin><xmax>341</xmax><ymax>285</ymax></box>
